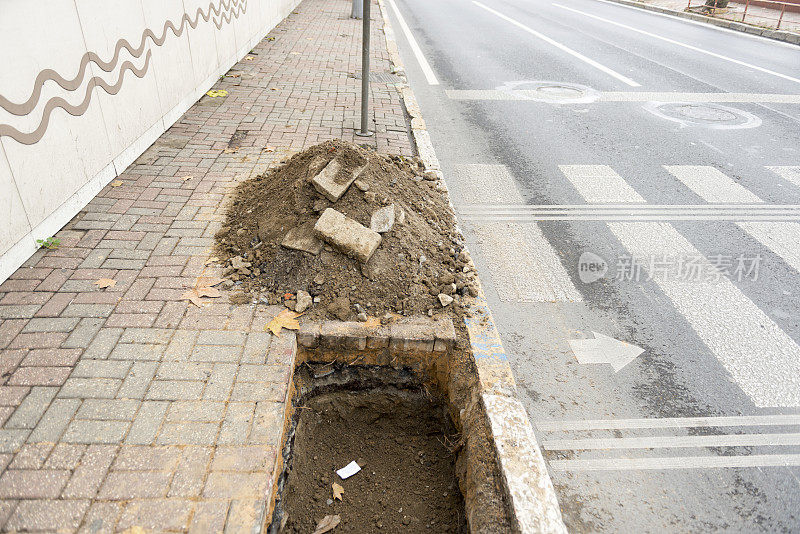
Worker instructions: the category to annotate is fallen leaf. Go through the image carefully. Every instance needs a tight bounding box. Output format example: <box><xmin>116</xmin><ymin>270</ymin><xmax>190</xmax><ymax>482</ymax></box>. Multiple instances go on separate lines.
<box><xmin>263</xmin><ymin>145</ymin><xmax>276</xmax><ymax>152</ymax></box>
<box><xmin>182</xmin><ymin>289</ymin><xmax>205</xmax><ymax>308</ymax></box>
<box><xmin>223</xmin><ymin>147</ymin><xmax>239</xmax><ymax>154</ymax></box>
<box><xmin>225</xmin><ymin>73</ymin><xmax>241</xmax><ymax>78</ymax></box>
<box><xmin>196</xmin><ymin>276</ymin><xmax>224</xmax><ymax>288</ymax></box>
<box><xmin>182</xmin><ymin>175</ymin><xmax>193</xmax><ymax>181</ymax></box>
<box><xmin>313</xmin><ymin>515</ymin><xmax>341</xmax><ymax>534</ymax></box>
<box><xmin>206</xmin><ymin>89</ymin><xmax>228</xmax><ymax>97</ymax></box>
<box><xmin>332</xmin><ymin>482</ymin><xmax>344</xmax><ymax>501</ymax></box>
<box><xmin>110</xmin><ymin>180</ymin><xmax>123</xmax><ymax>187</ymax></box>
<box><xmin>94</xmin><ymin>278</ymin><xmax>117</xmax><ymax>289</ymax></box>
<box><xmin>266</xmin><ymin>309</ymin><xmax>302</xmax><ymax>336</ymax></box>
<box><xmin>244</xmin><ymin>55</ymin><xmax>255</xmax><ymax>60</ymax></box>
<box><xmin>196</xmin><ymin>286</ymin><xmax>221</xmax><ymax>298</ymax></box>
<box><xmin>270</xmin><ymin>87</ymin><xmax>277</xmax><ymax>91</ymax></box>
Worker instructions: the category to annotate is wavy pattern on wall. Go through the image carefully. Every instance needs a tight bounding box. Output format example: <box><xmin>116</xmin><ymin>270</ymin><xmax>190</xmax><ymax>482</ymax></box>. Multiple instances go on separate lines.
<box><xmin>0</xmin><ymin>0</ymin><xmax>247</xmax><ymax>145</ymax></box>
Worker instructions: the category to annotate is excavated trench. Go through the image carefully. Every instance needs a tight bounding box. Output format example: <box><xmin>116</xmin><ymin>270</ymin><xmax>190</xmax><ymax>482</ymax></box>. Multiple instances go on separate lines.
<box><xmin>269</xmin><ymin>364</ymin><xmax>467</xmax><ymax>533</ymax></box>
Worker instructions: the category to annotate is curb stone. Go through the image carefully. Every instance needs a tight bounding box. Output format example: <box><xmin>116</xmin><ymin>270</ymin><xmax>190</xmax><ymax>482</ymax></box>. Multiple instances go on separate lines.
<box><xmin>375</xmin><ymin>1</ymin><xmax>568</xmax><ymax>531</ymax></box>
<box><xmin>602</xmin><ymin>0</ymin><xmax>800</xmax><ymax>45</ymax></box>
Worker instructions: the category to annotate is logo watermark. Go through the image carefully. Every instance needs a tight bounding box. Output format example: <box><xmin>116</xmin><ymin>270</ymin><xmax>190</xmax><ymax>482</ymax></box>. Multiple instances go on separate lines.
<box><xmin>578</xmin><ymin>252</ymin><xmax>762</xmax><ymax>283</ymax></box>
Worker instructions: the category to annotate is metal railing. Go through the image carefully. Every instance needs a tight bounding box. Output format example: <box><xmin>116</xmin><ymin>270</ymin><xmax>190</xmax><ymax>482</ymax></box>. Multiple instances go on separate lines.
<box><xmin>685</xmin><ymin>0</ymin><xmax>798</xmax><ymax>30</ymax></box>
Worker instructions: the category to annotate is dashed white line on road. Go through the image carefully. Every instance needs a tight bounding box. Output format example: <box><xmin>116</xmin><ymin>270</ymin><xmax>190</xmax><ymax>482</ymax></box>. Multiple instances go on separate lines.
<box><xmin>471</xmin><ymin>221</ymin><xmax>583</xmax><ymax>302</ymax></box>
<box><xmin>472</xmin><ymin>1</ymin><xmax>641</xmax><ymax>87</ymax></box>
<box><xmin>385</xmin><ymin>0</ymin><xmax>439</xmax><ymax>85</ymax></box>
<box><xmin>537</xmin><ymin>413</ymin><xmax>800</xmax><ymax>431</ymax></box>
<box><xmin>543</xmin><ymin>432</ymin><xmax>800</xmax><ymax>450</ymax></box>
<box><xmin>560</xmin><ymin>164</ymin><xmax>800</xmax><ymax>407</ymax></box>
<box><xmin>552</xmin><ymin>3</ymin><xmax>800</xmax><ymax>85</ymax></box>
<box><xmin>666</xmin><ymin>165</ymin><xmax>800</xmax><ymax>273</ymax></box>
<box><xmin>549</xmin><ymin>454</ymin><xmax>800</xmax><ymax>471</ymax></box>
<box><xmin>445</xmin><ymin>90</ymin><xmax>800</xmax><ymax>103</ymax></box>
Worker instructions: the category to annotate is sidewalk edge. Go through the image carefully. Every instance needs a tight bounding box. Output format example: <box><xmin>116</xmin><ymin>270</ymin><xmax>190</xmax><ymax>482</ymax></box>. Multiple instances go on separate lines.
<box><xmin>601</xmin><ymin>0</ymin><xmax>799</xmax><ymax>45</ymax></box>
<box><xmin>375</xmin><ymin>1</ymin><xmax>568</xmax><ymax>532</ymax></box>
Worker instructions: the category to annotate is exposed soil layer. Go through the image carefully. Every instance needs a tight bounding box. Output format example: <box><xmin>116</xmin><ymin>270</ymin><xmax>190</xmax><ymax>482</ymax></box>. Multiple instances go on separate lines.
<box><xmin>215</xmin><ymin>139</ymin><xmax>478</xmax><ymax>321</ymax></box>
<box><xmin>279</xmin><ymin>388</ymin><xmax>466</xmax><ymax>533</ymax></box>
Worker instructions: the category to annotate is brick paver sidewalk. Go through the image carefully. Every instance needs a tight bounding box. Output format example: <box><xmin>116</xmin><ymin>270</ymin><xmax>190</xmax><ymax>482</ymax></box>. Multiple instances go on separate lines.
<box><xmin>0</xmin><ymin>0</ymin><xmax>412</xmax><ymax>530</ymax></box>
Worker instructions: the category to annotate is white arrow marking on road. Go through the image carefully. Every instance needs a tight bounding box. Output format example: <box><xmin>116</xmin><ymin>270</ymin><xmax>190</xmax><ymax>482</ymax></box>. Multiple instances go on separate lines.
<box><xmin>569</xmin><ymin>332</ymin><xmax>644</xmax><ymax>372</ymax></box>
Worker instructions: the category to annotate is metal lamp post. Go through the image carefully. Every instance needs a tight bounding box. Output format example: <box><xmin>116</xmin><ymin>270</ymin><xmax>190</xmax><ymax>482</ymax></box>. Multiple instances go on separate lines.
<box><xmin>356</xmin><ymin>0</ymin><xmax>373</xmax><ymax>137</ymax></box>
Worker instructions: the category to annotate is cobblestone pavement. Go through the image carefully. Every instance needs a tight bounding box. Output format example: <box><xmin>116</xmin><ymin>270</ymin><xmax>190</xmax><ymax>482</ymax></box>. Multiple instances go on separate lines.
<box><xmin>0</xmin><ymin>0</ymin><xmax>412</xmax><ymax>530</ymax></box>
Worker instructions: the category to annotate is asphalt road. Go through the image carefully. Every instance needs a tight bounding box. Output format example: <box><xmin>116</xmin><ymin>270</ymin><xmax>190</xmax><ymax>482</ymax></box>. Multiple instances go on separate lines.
<box><xmin>383</xmin><ymin>0</ymin><xmax>800</xmax><ymax>531</ymax></box>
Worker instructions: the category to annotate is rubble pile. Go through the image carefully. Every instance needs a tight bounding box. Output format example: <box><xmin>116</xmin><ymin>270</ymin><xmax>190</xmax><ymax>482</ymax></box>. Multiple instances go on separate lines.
<box><xmin>215</xmin><ymin>140</ymin><xmax>478</xmax><ymax>321</ymax></box>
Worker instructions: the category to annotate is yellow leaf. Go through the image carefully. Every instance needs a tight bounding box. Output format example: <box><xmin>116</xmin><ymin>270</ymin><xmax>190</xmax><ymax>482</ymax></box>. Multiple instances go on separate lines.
<box><xmin>244</xmin><ymin>55</ymin><xmax>255</xmax><ymax>60</ymax></box>
<box><xmin>206</xmin><ymin>89</ymin><xmax>228</xmax><ymax>97</ymax></box>
<box><xmin>94</xmin><ymin>278</ymin><xmax>117</xmax><ymax>289</ymax></box>
<box><xmin>110</xmin><ymin>180</ymin><xmax>123</xmax><ymax>187</ymax></box>
<box><xmin>332</xmin><ymin>482</ymin><xmax>344</xmax><ymax>501</ymax></box>
<box><xmin>182</xmin><ymin>289</ymin><xmax>205</xmax><ymax>308</ymax></box>
<box><xmin>223</xmin><ymin>147</ymin><xmax>239</xmax><ymax>154</ymax></box>
<box><xmin>313</xmin><ymin>515</ymin><xmax>340</xmax><ymax>534</ymax></box>
<box><xmin>266</xmin><ymin>309</ymin><xmax>302</xmax><ymax>336</ymax></box>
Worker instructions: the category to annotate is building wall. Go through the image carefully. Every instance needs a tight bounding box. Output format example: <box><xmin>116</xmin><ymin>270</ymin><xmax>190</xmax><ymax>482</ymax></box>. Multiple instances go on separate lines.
<box><xmin>0</xmin><ymin>0</ymin><xmax>300</xmax><ymax>282</ymax></box>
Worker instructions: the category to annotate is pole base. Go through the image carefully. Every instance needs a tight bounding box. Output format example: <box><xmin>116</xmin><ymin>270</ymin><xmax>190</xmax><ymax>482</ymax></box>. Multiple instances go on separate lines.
<box><xmin>355</xmin><ymin>130</ymin><xmax>374</xmax><ymax>137</ymax></box>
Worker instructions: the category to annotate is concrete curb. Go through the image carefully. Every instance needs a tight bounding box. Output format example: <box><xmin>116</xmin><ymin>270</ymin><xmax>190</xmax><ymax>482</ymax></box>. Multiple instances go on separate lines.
<box><xmin>603</xmin><ymin>0</ymin><xmax>800</xmax><ymax>45</ymax></box>
<box><xmin>375</xmin><ymin>1</ymin><xmax>568</xmax><ymax>532</ymax></box>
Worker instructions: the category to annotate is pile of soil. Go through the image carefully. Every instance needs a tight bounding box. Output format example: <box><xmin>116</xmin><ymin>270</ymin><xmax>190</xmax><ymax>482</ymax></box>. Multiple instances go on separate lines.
<box><xmin>215</xmin><ymin>140</ymin><xmax>478</xmax><ymax>321</ymax></box>
<box><xmin>278</xmin><ymin>389</ymin><xmax>466</xmax><ymax>533</ymax></box>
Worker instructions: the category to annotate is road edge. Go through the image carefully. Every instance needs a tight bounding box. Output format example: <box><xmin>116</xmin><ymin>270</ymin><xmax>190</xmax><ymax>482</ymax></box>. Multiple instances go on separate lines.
<box><xmin>599</xmin><ymin>0</ymin><xmax>800</xmax><ymax>45</ymax></box>
<box><xmin>375</xmin><ymin>1</ymin><xmax>569</xmax><ymax>532</ymax></box>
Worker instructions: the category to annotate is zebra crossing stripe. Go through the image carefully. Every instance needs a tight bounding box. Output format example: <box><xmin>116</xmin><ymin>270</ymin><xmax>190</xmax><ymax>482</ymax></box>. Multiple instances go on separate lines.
<box><xmin>549</xmin><ymin>454</ymin><xmax>800</xmax><ymax>471</ymax></box>
<box><xmin>560</xmin><ymin>165</ymin><xmax>800</xmax><ymax>407</ymax></box>
<box><xmin>665</xmin><ymin>165</ymin><xmax>800</xmax><ymax>273</ymax></box>
<box><xmin>536</xmin><ymin>413</ymin><xmax>800</xmax><ymax>431</ymax></box>
<box><xmin>543</xmin><ymin>432</ymin><xmax>800</xmax><ymax>450</ymax></box>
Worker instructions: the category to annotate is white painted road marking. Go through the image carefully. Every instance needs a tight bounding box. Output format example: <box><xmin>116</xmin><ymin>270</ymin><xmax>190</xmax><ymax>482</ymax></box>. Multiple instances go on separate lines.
<box><xmin>472</xmin><ymin>1</ymin><xmax>642</xmax><ymax>87</ymax></box>
<box><xmin>769</xmin><ymin>166</ymin><xmax>800</xmax><ymax>189</ymax></box>
<box><xmin>559</xmin><ymin>165</ymin><xmax>644</xmax><ymax>203</ymax></box>
<box><xmin>458</xmin><ymin>204</ymin><xmax>800</xmax><ymax>221</ymax></box>
<box><xmin>569</xmin><ymin>332</ymin><xmax>644</xmax><ymax>372</ymax></box>
<box><xmin>537</xmin><ymin>413</ymin><xmax>800</xmax><ymax>431</ymax></box>
<box><xmin>445</xmin><ymin>90</ymin><xmax>800</xmax><ymax>103</ymax></box>
<box><xmin>471</xmin><ymin>221</ymin><xmax>583</xmax><ymax>302</ymax></box>
<box><xmin>560</xmin><ymin>165</ymin><xmax>800</xmax><ymax>407</ymax></box>
<box><xmin>453</xmin><ymin>164</ymin><xmax>525</xmax><ymax>204</ymax></box>
<box><xmin>666</xmin><ymin>165</ymin><xmax>800</xmax><ymax>273</ymax></box>
<box><xmin>544</xmin><ymin>432</ymin><xmax>800</xmax><ymax>450</ymax></box>
<box><xmin>552</xmin><ymin>3</ymin><xmax>800</xmax><ymax>86</ymax></box>
<box><xmin>385</xmin><ymin>0</ymin><xmax>439</xmax><ymax>85</ymax></box>
<box><xmin>549</xmin><ymin>454</ymin><xmax>800</xmax><ymax>471</ymax></box>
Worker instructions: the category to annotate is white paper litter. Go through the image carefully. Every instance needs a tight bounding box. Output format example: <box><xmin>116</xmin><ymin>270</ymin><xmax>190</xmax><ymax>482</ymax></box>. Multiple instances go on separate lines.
<box><xmin>336</xmin><ymin>461</ymin><xmax>361</xmax><ymax>480</ymax></box>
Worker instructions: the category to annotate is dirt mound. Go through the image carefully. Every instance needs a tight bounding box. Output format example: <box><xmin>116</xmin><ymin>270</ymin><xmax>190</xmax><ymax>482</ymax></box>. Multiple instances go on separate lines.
<box><xmin>215</xmin><ymin>139</ymin><xmax>478</xmax><ymax>321</ymax></box>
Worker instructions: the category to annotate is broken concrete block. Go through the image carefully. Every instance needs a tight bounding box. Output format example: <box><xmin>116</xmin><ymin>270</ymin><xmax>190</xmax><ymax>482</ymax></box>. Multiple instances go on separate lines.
<box><xmin>281</xmin><ymin>223</ymin><xmax>323</xmax><ymax>255</ymax></box>
<box><xmin>311</xmin><ymin>158</ymin><xmax>366</xmax><ymax>202</ymax></box>
<box><xmin>370</xmin><ymin>204</ymin><xmax>396</xmax><ymax>234</ymax></box>
<box><xmin>314</xmin><ymin>208</ymin><xmax>381</xmax><ymax>263</ymax></box>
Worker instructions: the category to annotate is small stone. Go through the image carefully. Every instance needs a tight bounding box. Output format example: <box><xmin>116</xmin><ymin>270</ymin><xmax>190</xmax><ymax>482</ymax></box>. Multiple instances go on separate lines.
<box><xmin>313</xmin><ymin>273</ymin><xmax>325</xmax><ymax>285</ymax></box>
<box><xmin>396</xmin><ymin>208</ymin><xmax>406</xmax><ymax>225</ymax></box>
<box><xmin>295</xmin><ymin>290</ymin><xmax>312</xmax><ymax>313</ymax></box>
<box><xmin>281</xmin><ymin>223</ymin><xmax>323</xmax><ymax>255</ymax></box>
<box><xmin>370</xmin><ymin>204</ymin><xmax>396</xmax><ymax>234</ymax></box>
<box><xmin>327</xmin><ymin>296</ymin><xmax>351</xmax><ymax>321</ymax></box>
<box><xmin>230</xmin><ymin>255</ymin><xmax>251</xmax><ymax>271</ymax></box>
<box><xmin>313</xmin><ymin>296</ymin><xmax>321</xmax><ymax>303</ymax></box>
<box><xmin>354</xmin><ymin>179</ymin><xmax>370</xmax><ymax>191</ymax></box>
<box><xmin>438</xmin><ymin>294</ymin><xmax>453</xmax><ymax>307</ymax></box>
<box><xmin>423</xmin><ymin>171</ymin><xmax>437</xmax><ymax>181</ymax></box>
<box><xmin>356</xmin><ymin>312</ymin><xmax>368</xmax><ymax>322</ymax></box>
<box><xmin>354</xmin><ymin>303</ymin><xmax>365</xmax><ymax>314</ymax></box>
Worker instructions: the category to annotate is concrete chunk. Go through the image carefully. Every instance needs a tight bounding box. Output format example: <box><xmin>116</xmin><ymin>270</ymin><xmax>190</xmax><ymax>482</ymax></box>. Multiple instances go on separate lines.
<box><xmin>281</xmin><ymin>223</ymin><xmax>323</xmax><ymax>255</ymax></box>
<box><xmin>370</xmin><ymin>204</ymin><xmax>396</xmax><ymax>234</ymax></box>
<box><xmin>313</xmin><ymin>209</ymin><xmax>381</xmax><ymax>263</ymax></box>
<box><xmin>311</xmin><ymin>158</ymin><xmax>366</xmax><ymax>202</ymax></box>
